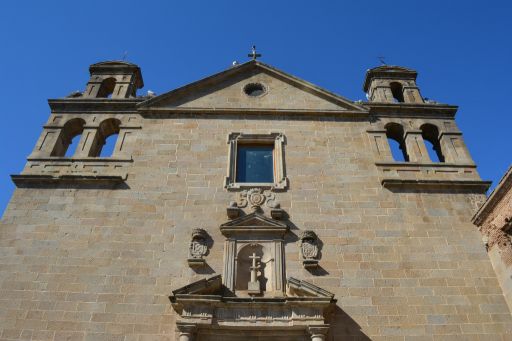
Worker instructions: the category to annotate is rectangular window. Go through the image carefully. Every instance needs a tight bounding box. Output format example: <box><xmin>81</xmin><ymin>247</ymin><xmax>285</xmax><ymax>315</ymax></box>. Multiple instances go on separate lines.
<box><xmin>236</xmin><ymin>145</ymin><xmax>274</xmax><ymax>183</ymax></box>
<box><xmin>225</xmin><ymin>133</ymin><xmax>287</xmax><ymax>190</ymax></box>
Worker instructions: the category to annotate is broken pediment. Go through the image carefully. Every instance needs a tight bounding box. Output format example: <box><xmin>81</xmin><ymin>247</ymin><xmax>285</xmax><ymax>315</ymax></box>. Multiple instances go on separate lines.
<box><xmin>219</xmin><ymin>211</ymin><xmax>289</xmax><ymax>237</ymax></box>
<box><xmin>138</xmin><ymin>61</ymin><xmax>368</xmax><ymax>114</ymax></box>
<box><xmin>170</xmin><ymin>275</ymin><xmax>336</xmax><ymax>339</ymax></box>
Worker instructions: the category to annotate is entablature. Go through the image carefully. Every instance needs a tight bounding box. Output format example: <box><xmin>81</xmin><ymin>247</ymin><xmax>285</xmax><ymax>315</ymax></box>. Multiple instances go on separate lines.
<box><xmin>364</xmin><ymin>102</ymin><xmax>458</xmax><ymax>119</ymax></box>
<box><xmin>48</xmin><ymin>98</ymin><xmax>145</xmax><ymax>114</ymax></box>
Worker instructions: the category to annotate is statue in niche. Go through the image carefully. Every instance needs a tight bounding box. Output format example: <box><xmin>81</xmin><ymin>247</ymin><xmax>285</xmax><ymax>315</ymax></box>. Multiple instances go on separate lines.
<box><xmin>299</xmin><ymin>230</ymin><xmax>319</xmax><ymax>268</ymax></box>
<box><xmin>188</xmin><ymin>228</ymin><xmax>209</xmax><ymax>267</ymax></box>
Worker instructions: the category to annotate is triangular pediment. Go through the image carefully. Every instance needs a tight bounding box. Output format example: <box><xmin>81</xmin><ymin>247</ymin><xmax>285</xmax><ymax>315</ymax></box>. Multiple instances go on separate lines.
<box><xmin>138</xmin><ymin>61</ymin><xmax>368</xmax><ymax>114</ymax></box>
<box><xmin>220</xmin><ymin>211</ymin><xmax>289</xmax><ymax>237</ymax></box>
<box><xmin>221</xmin><ymin>211</ymin><xmax>287</xmax><ymax>228</ymax></box>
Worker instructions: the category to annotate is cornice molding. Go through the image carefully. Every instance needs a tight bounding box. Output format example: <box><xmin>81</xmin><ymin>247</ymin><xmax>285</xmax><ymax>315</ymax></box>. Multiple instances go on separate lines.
<box><xmin>382</xmin><ymin>179</ymin><xmax>491</xmax><ymax>193</ymax></box>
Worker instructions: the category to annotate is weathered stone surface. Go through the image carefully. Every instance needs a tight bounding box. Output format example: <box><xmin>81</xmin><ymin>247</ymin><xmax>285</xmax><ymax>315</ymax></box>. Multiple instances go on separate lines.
<box><xmin>473</xmin><ymin>166</ymin><xmax>512</xmax><ymax>313</ymax></box>
<box><xmin>0</xmin><ymin>60</ymin><xmax>510</xmax><ymax>340</ymax></box>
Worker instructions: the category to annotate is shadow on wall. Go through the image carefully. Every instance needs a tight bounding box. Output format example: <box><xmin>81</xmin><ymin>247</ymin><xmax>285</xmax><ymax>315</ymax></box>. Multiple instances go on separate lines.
<box><xmin>13</xmin><ymin>181</ymin><xmax>131</xmax><ymax>190</ymax></box>
<box><xmin>329</xmin><ymin>306</ymin><xmax>372</xmax><ymax>340</ymax></box>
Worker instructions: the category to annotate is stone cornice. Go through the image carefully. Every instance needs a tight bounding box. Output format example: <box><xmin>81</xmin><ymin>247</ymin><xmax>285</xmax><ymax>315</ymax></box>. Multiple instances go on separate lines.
<box><xmin>364</xmin><ymin>102</ymin><xmax>458</xmax><ymax>118</ymax></box>
<box><xmin>11</xmin><ymin>174</ymin><xmax>127</xmax><ymax>186</ymax></box>
<box><xmin>382</xmin><ymin>179</ymin><xmax>491</xmax><ymax>193</ymax></box>
<box><xmin>375</xmin><ymin>162</ymin><xmax>476</xmax><ymax>169</ymax></box>
<box><xmin>138</xmin><ymin>107</ymin><xmax>369</xmax><ymax>118</ymax></box>
<box><xmin>48</xmin><ymin>98</ymin><xmax>145</xmax><ymax>113</ymax></box>
<box><xmin>472</xmin><ymin>166</ymin><xmax>512</xmax><ymax>225</ymax></box>
<box><xmin>26</xmin><ymin>157</ymin><xmax>133</xmax><ymax>163</ymax></box>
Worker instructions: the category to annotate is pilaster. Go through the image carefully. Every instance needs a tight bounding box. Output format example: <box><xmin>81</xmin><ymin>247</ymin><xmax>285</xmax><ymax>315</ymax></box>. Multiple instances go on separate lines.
<box><xmin>404</xmin><ymin>130</ymin><xmax>430</xmax><ymax>162</ymax></box>
<box><xmin>308</xmin><ymin>325</ymin><xmax>330</xmax><ymax>341</ymax></box>
<box><xmin>439</xmin><ymin>132</ymin><xmax>473</xmax><ymax>163</ymax></box>
<box><xmin>176</xmin><ymin>323</ymin><xmax>197</xmax><ymax>341</ymax></box>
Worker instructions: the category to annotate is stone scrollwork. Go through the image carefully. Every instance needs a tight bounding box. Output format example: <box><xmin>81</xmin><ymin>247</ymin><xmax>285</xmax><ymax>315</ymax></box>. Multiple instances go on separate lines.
<box><xmin>188</xmin><ymin>228</ymin><xmax>209</xmax><ymax>267</ymax></box>
<box><xmin>300</xmin><ymin>230</ymin><xmax>320</xmax><ymax>268</ymax></box>
<box><xmin>236</xmin><ymin>188</ymin><xmax>279</xmax><ymax>211</ymax></box>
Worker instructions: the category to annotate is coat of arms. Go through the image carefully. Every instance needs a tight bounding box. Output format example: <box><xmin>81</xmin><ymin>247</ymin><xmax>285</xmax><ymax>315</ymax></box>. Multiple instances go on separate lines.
<box><xmin>188</xmin><ymin>228</ymin><xmax>209</xmax><ymax>267</ymax></box>
<box><xmin>299</xmin><ymin>230</ymin><xmax>320</xmax><ymax>268</ymax></box>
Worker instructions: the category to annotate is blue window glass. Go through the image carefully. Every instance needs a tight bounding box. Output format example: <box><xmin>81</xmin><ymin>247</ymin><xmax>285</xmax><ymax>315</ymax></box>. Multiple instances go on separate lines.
<box><xmin>236</xmin><ymin>145</ymin><xmax>274</xmax><ymax>183</ymax></box>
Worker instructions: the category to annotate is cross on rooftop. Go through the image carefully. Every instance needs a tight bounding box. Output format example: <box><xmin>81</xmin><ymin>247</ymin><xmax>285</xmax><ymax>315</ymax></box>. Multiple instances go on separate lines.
<box><xmin>248</xmin><ymin>45</ymin><xmax>261</xmax><ymax>60</ymax></box>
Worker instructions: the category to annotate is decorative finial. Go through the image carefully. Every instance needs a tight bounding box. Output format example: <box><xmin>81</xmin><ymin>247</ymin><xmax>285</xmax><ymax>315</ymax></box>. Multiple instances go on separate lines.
<box><xmin>248</xmin><ymin>45</ymin><xmax>262</xmax><ymax>60</ymax></box>
<box><xmin>122</xmin><ymin>51</ymin><xmax>128</xmax><ymax>61</ymax></box>
<box><xmin>378</xmin><ymin>56</ymin><xmax>386</xmax><ymax>65</ymax></box>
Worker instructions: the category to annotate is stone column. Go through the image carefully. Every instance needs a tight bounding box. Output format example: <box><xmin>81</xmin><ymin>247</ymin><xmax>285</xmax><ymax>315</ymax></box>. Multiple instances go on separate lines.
<box><xmin>404</xmin><ymin>130</ymin><xmax>430</xmax><ymax>162</ymax></box>
<box><xmin>308</xmin><ymin>325</ymin><xmax>329</xmax><ymax>341</ymax></box>
<box><xmin>176</xmin><ymin>323</ymin><xmax>197</xmax><ymax>341</ymax></box>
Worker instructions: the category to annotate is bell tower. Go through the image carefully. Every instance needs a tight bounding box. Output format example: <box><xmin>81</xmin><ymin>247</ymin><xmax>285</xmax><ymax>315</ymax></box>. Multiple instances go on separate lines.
<box><xmin>363</xmin><ymin>65</ymin><xmax>424</xmax><ymax>103</ymax></box>
<box><xmin>83</xmin><ymin>61</ymin><xmax>144</xmax><ymax>99</ymax></box>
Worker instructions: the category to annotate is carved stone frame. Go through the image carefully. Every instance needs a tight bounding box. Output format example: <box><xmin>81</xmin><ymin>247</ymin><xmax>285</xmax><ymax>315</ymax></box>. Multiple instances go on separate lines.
<box><xmin>220</xmin><ymin>212</ymin><xmax>288</xmax><ymax>295</ymax></box>
<box><xmin>225</xmin><ymin>132</ymin><xmax>287</xmax><ymax>190</ymax></box>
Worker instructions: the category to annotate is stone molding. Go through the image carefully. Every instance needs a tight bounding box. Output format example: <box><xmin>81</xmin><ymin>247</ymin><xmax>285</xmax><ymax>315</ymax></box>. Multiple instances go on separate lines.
<box><xmin>11</xmin><ymin>174</ymin><xmax>126</xmax><ymax>186</ymax></box>
<box><xmin>48</xmin><ymin>98</ymin><xmax>143</xmax><ymax>113</ymax></box>
<box><xmin>225</xmin><ymin>132</ymin><xmax>288</xmax><ymax>190</ymax></box>
<box><xmin>363</xmin><ymin>102</ymin><xmax>458</xmax><ymax>118</ymax></box>
<box><xmin>381</xmin><ymin>179</ymin><xmax>491</xmax><ymax>193</ymax></box>
<box><xmin>170</xmin><ymin>275</ymin><xmax>336</xmax><ymax>338</ymax></box>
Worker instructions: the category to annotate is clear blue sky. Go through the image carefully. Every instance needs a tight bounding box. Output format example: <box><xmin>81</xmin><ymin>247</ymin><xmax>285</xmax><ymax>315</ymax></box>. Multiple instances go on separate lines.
<box><xmin>1</xmin><ymin>1</ymin><xmax>511</xmax><ymax>216</ymax></box>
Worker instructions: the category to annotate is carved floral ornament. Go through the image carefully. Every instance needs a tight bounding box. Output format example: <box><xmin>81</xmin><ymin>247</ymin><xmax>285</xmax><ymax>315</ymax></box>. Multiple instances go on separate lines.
<box><xmin>237</xmin><ymin>188</ymin><xmax>278</xmax><ymax>210</ymax></box>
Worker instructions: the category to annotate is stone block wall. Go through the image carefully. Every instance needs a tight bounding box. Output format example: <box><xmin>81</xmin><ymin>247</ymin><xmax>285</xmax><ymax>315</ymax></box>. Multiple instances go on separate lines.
<box><xmin>1</xmin><ymin>112</ymin><xmax>511</xmax><ymax>340</ymax></box>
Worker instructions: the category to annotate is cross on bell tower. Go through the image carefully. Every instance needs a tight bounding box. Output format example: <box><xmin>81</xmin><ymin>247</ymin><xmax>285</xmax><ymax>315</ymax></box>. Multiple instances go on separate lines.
<box><xmin>248</xmin><ymin>45</ymin><xmax>261</xmax><ymax>60</ymax></box>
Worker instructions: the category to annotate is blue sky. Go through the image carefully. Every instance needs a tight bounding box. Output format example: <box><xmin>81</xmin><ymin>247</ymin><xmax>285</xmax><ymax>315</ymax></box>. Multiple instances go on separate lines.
<box><xmin>0</xmin><ymin>1</ymin><xmax>511</xmax><ymax>216</ymax></box>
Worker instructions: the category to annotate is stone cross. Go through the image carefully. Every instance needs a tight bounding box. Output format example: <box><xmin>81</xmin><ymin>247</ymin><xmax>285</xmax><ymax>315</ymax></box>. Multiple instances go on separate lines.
<box><xmin>248</xmin><ymin>45</ymin><xmax>261</xmax><ymax>60</ymax></box>
<box><xmin>249</xmin><ymin>252</ymin><xmax>261</xmax><ymax>283</ymax></box>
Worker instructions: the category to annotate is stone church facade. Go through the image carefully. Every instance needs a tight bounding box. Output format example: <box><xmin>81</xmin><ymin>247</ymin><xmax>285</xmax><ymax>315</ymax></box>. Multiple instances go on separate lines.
<box><xmin>1</xmin><ymin>58</ymin><xmax>511</xmax><ymax>340</ymax></box>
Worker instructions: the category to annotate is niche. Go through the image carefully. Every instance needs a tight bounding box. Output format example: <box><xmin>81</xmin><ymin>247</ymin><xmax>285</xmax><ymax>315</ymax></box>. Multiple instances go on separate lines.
<box><xmin>235</xmin><ymin>244</ymin><xmax>272</xmax><ymax>294</ymax></box>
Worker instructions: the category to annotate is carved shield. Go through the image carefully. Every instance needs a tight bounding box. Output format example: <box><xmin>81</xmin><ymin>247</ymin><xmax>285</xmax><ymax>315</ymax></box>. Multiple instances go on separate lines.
<box><xmin>189</xmin><ymin>241</ymin><xmax>207</xmax><ymax>259</ymax></box>
<box><xmin>301</xmin><ymin>241</ymin><xmax>318</xmax><ymax>259</ymax></box>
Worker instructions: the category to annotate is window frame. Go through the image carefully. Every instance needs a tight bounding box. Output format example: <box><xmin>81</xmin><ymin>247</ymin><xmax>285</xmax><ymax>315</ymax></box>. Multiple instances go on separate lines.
<box><xmin>225</xmin><ymin>132</ymin><xmax>287</xmax><ymax>190</ymax></box>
